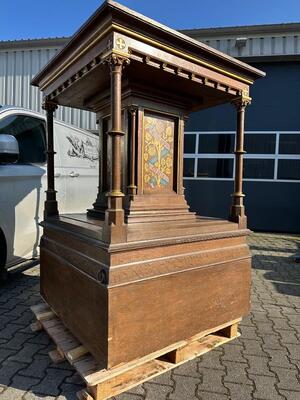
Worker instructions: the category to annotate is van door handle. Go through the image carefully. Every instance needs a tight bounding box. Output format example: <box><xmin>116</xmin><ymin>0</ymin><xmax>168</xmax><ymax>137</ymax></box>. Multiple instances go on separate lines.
<box><xmin>54</xmin><ymin>172</ymin><xmax>61</xmax><ymax>178</ymax></box>
<box><xmin>69</xmin><ymin>171</ymin><xmax>79</xmax><ymax>177</ymax></box>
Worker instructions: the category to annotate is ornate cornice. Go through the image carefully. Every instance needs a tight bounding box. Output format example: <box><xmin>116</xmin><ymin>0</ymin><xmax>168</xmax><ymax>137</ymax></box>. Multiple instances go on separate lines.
<box><xmin>43</xmin><ymin>29</ymin><xmax>253</xmax><ymax>108</ymax></box>
<box><xmin>130</xmin><ymin>49</ymin><xmax>243</xmax><ymax>98</ymax></box>
<box><xmin>47</xmin><ymin>54</ymin><xmax>103</xmax><ymax>101</ymax></box>
<box><xmin>46</xmin><ymin>47</ymin><xmax>131</xmax><ymax>102</ymax></box>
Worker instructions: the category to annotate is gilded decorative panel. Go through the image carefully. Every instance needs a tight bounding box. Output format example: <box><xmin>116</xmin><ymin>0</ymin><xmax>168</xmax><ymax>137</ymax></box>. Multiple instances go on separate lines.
<box><xmin>143</xmin><ymin>113</ymin><xmax>175</xmax><ymax>193</ymax></box>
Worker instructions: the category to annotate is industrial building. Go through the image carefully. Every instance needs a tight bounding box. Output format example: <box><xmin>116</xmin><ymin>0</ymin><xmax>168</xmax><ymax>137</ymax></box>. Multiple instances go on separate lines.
<box><xmin>0</xmin><ymin>38</ymin><xmax>96</xmax><ymax>130</ymax></box>
<box><xmin>182</xmin><ymin>23</ymin><xmax>300</xmax><ymax>233</ymax></box>
<box><xmin>0</xmin><ymin>23</ymin><xmax>299</xmax><ymax>232</ymax></box>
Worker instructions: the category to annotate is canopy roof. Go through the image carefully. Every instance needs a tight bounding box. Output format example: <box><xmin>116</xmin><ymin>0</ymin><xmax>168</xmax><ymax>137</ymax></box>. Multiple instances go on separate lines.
<box><xmin>32</xmin><ymin>0</ymin><xmax>265</xmax><ymax>112</ymax></box>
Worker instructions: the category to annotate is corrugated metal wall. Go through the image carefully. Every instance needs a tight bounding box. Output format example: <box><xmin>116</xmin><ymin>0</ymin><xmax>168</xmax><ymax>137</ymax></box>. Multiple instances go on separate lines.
<box><xmin>0</xmin><ymin>46</ymin><xmax>97</xmax><ymax>130</ymax></box>
<box><xmin>1</xmin><ymin>27</ymin><xmax>299</xmax><ymax>131</ymax></box>
<box><xmin>200</xmin><ymin>34</ymin><xmax>300</xmax><ymax>58</ymax></box>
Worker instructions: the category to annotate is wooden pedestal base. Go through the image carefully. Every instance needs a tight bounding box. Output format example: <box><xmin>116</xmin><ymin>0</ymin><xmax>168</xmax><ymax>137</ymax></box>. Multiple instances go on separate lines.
<box><xmin>39</xmin><ymin>213</ymin><xmax>251</xmax><ymax>369</ymax></box>
<box><xmin>31</xmin><ymin>301</ymin><xmax>240</xmax><ymax>400</ymax></box>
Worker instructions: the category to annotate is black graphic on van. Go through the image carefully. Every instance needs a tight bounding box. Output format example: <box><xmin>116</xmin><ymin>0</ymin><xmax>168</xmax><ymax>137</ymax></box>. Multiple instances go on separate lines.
<box><xmin>66</xmin><ymin>135</ymin><xmax>99</xmax><ymax>162</ymax></box>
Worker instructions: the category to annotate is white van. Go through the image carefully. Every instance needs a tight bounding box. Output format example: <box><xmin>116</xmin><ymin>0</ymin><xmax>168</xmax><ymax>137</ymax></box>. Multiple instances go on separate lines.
<box><xmin>0</xmin><ymin>106</ymin><xmax>99</xmax><ymax>276</ymax></box>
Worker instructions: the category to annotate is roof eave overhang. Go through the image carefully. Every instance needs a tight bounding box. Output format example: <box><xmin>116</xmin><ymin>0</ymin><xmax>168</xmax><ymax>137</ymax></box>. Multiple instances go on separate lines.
<box><xmin>31</xmin><ymin>0</ymin><xmax>265</xmax><ymax>91</ymax></box>
<box><xmin>181</xmin><ymin>22</ymin><xmax>300</xmax><ymax>38</ymax></box>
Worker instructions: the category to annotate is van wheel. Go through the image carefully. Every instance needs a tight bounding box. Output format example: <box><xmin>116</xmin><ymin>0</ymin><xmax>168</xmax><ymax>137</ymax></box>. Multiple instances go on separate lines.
<box><xmin>0</xmin><ymin>230</ymin><xmax>8</xmax><ymax>281</ymax></box>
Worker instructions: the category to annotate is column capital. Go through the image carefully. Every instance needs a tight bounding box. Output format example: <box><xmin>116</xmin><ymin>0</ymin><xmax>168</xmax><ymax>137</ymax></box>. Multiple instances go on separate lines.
<box><xmin>128</xmin><ymin>105</ymin><xmax>138</xmax><ymax>116</ymax></box>
<box><xmin>232</xmin><ymin>89</ymin><xmax>252</xmax><ymax>110</ymax></box>
<box><xmin>103</xmin><ymin>52</ymin><xmax>130</xmax><ymax>69</ymax></box>
<box><xmin>42</xmin><ymin>99</ymin><xmax>58</xmax><ymax>113</ymax></box>
<box><xmin>232</xmin><ymin>96</ymin><xmax>251</xmax><ymax>110</ymax></box>
<box><xmin>183</xmin><ymin>115</ymin><xmax>189</xmax><ymax>125</ymax></box>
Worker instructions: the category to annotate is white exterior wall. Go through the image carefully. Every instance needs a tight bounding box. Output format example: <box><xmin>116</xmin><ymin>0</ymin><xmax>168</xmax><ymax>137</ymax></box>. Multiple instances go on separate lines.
<box><xmin>0</xmin><ymin>45</ymin><xmax>97</xmax><ymax>131</ymax></box>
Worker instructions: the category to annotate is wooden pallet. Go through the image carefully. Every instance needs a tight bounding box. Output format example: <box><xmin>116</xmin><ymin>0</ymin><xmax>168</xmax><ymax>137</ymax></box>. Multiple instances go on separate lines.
<box><xmin>31</xmin><ymin>301</ymin><xmax>241</xmax><ymax>400</ymax></box>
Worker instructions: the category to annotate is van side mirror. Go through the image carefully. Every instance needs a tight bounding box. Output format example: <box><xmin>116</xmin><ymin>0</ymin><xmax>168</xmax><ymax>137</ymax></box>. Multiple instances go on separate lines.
<box><xmin>0</xmin><ymin>134</ymin><xmax>19</xmax><ymax>164</ymax></box>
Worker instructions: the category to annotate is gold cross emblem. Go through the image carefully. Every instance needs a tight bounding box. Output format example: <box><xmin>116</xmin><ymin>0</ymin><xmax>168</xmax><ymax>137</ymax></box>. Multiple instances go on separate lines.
<box><xmin>116</xmin><ymin>37</ymin><xmax>126</xmax><ymax>50</ymax></box>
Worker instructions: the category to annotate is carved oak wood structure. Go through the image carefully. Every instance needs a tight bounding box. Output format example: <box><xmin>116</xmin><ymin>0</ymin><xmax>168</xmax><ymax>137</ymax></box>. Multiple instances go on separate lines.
<box><xmin>32</xmin><ymin>0</ymin><xmax>265</xmax><ymax>376</ymax></box>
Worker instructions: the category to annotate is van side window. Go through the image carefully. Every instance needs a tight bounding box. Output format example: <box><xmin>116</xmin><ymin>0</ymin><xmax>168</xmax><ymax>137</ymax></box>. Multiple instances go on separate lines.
<box><xmin>0</xmin><ymin>114</ymin><xmax>46</xmax><ymax>163</ymax></box>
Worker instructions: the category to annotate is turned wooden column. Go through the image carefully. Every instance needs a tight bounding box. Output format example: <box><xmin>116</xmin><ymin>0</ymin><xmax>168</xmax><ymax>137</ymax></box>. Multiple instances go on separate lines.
<box><xmin>88</xmin><ymin>118</ymin><xmax>108</xmax><ymax>218</ymax></box>
<box><xmin>230</xmin><ymin>96</ymin><xmax>251</xmax><ymax>228</ymax></box>
<box><xmin>42</xmin><ymin>100</ymin><xmax>59</xmax><ymax>218</ymax></box>
<box><xmin>95</xmin><ymin>119</ymin><xmax>105</xmax><ymax>209</ymax></box>
<box><xmin>105</xmin><ymin>54</ymin><xmax>129</xmax><ymax>225</ymax></box>
<box><xmin>178</xmin><ymin>116</ymin><xmax>188</xmax><ymax>195</ymax></box>
<box><xmin>127</xmin><ymin>106</ymin><xmax>138</xmax><ymax>196</ymax></box>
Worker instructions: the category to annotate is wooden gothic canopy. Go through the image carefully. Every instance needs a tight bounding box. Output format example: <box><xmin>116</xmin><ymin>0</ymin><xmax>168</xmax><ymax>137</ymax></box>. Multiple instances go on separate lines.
<box><xmin>32</xmin><ymin>1</ymin><xmax>265</xmax><ymax>385</ymax></box>
<box><xmin>31</xmin><ymin>0</ymin><xmax>265</xmax><ymax>235</ymax></box>
<box><xmin>31</xmin><ymin>0</ymin><xmax>264</xmax><ymax>112</ymax></box>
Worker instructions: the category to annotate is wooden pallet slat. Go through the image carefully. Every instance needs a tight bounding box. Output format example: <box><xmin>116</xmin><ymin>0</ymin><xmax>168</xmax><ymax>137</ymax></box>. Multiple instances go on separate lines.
<box><xmin>35</xmin><ymin>310</ymin><xmax>56</xmax><ymax>322</ymax></box>
<box><xmin>46</xmin><ymin>320</ymin><xmax>68</xmax><ymax>334</ymax></box>
<box><xmin>49</xmin><ymin>348</ymin><xmax>65</xmax><ymax>363</ymax></box>
<box><xmin>30</xmin><ymin>303</ymin><xmax>50</xmax><ymax>314</ymax></box>
<box><xmin>83</xmin><ymin>339</ymin><xmax>187</xmax><ymax>386</ymax></box>
<box><xmin>82</xmin><ymin>318</ymin><xmax>241</xmax><ymax>387</ymax></box>
<box><xmin>41</xmin><ymin>317</ymin><xmax>62</xmax><ymax>330</ymax></box>
<box><xmin>30</xmin><ymin>320</ymin><xmax>43</xmax><ymax>332</ymax></box>
<box><xmin>91</xmin><ymin>358</ymin><xmax>171</xmax><ymax>400</ymax></box>
<box><xmin>77</xmin><ymin>389</ymin><xmax>94</xmax><ymax>400</ymax></box>
<box><xmin>218</xmin><ymin>322</ymin><xmax>239</xmax><ymax>338</ymax></box>
<box><xmin>31</xmin><ymin>300</ymin><xmax>241</xmax><ymax>400</ymax></box>
<box><xmin>67</xmin><ymin>345</ymin><xmax>89</xmax><ymax>363</ymax></box>
<box><xmin>58</xmin><ymin>338</ymin><xmax>80</xmax><ymax>353</ymax></box>
<box><xmin>75</xmin><ymin>355</ymin><xmax>101</xmax><ymax>376</ymax></box>
<box><xmin>167</xmin><ymin>333</ymin><xmax>239</xmax><ymax>364</ymax></box>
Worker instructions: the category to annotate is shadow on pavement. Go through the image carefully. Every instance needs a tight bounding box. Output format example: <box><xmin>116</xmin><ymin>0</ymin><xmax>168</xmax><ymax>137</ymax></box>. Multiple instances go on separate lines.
<box><xmin>0</xmin><ymin>267</ymin><xmax>84</xmax><ymax>400</ymax></box>
<box><xmin>251</xmin><ymin>237</ymin><xmax>300</xmax><ymax>298</ymax></box>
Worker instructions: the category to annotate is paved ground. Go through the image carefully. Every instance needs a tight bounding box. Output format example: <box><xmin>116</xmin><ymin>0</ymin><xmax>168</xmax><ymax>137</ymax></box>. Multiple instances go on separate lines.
<box><xmin>0</xmin><ymin>233</ymin><xmax>300</xmax><ymax>400</ymax></box>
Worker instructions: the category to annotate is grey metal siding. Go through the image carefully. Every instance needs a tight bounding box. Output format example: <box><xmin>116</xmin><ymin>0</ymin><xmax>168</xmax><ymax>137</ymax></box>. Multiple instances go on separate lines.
<box><xmin>0</xmin><ymin>47</ymin><xmax>97</xmax><ymax>130</ymax></box>
<box><xmin>183</xmin><ymin>24</ymin><xmax>300</xmax><ymax>59</ymax></box>
<box><xmin>200</xmin><ymin>34</ymin><xmax>300</xmax><ymax>58</ymax></box>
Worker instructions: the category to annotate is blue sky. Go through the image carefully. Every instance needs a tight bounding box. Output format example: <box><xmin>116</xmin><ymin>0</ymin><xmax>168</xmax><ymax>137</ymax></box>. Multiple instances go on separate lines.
<box><xmin>1</xmin><ymin>0</ymin><xmax>300</xmax><ymax>41</ymax></box>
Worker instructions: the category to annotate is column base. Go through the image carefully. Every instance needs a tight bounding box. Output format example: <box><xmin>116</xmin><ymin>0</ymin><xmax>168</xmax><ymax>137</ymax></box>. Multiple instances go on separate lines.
<box><xmin>105</xmin><ymin>208</ymin><xmax>125</xmax><ymax>227</ymax></box>
<box><xmin>44</xmin><ymin>200</ymin><xmax>59</xmax><ymax>219</ymax></box>
<box><xmin>229</xmin><ymin>205</ymin><xmax>247</xmax><ymax>229</ymax></box>
<box><xmin>87</xmin><ymin>208</ymin><xmax>106</xmax><ymax>220</ymax></box>
<box><xmin>126</xmin><ymin>185</ymin><xmax>137</xmax><ymax>196</ymax></box>
<box><xmin>124</xmin><ymin>193</ymin><xmax>196</xmax><ymax>224</ymax></box>
<box><xmin>87</xmin><ymin>193</ymin><xmax>108</xmax><ymax>220</ymax></box>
